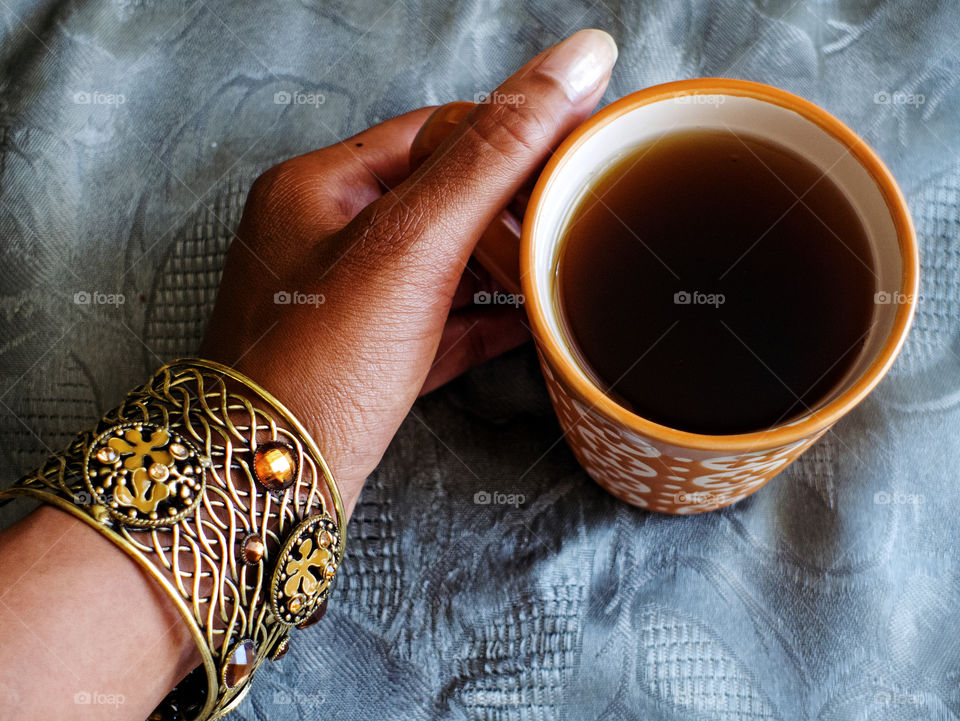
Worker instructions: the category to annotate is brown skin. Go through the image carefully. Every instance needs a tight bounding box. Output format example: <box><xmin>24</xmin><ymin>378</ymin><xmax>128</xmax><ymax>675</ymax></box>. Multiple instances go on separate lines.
<box><xmin>0</xmin><ymin>30</ymin><xmax>616</xmax><ymax>720</ymax></box>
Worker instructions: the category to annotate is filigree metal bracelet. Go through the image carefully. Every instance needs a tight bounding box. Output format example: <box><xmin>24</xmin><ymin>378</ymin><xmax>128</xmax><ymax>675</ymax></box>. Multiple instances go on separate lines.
<box><xmin>0</xmin><ymin>358</ymin><xmax>346</xmax><ymax>721</ymax></box>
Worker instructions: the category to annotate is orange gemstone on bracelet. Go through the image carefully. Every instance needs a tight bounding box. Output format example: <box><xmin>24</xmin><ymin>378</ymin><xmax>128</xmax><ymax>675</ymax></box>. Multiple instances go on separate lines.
<box><xmin>288</xmin><ymin>595</ymin><xmax>305</xmax><ymax>614</ymax></box>
<box><xmin>241</xmin><ymin>533</ymin><xmax>265</xmax><ymax>565</ymax></box>
<box><xmin>252</xmin><ymin>442</ymin><xmax>297</xmax><ymax>492</ymax></box>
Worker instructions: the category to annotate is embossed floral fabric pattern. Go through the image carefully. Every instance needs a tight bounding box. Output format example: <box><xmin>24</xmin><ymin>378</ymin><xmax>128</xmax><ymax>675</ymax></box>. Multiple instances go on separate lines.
<box><xmin>1</xmin><ymin>1</ymin><xmax>958</xmax><ymax>719</ymax></box>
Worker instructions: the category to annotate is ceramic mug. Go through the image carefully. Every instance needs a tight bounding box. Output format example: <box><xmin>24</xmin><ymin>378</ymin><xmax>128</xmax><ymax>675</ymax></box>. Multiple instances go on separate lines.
<box><xmin>411</xmin><ymin>79</ymin><xmax>919</xmax><ymax>514</ymax></box>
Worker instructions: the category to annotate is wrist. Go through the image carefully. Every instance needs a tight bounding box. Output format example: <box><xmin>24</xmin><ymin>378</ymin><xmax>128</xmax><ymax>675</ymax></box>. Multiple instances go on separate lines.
<box><xmin>205</xmin><ymin>351</ymin><xmax>370</xmax><ymax>517</ymax></box>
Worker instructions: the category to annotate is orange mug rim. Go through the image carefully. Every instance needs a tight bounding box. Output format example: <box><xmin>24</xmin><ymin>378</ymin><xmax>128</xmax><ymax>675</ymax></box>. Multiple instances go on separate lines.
<box><xmin>520</xmin><ymin>78</ymin><xmax>919</xmax><ymax>453</ymax></box>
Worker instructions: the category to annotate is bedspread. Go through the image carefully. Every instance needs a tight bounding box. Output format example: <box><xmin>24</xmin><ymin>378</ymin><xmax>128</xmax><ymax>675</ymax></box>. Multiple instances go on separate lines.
<box><xmin>2</xmin><ymin>1</ymin><xmax>960</xmax><ymax>718</ymax></box>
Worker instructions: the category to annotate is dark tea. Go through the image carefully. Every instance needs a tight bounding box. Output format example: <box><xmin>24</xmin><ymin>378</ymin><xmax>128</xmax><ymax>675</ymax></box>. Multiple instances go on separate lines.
<box><xmin>555</xmin><ymin>129</ymin><xmax>877</xmax><ymax>435</ymax></box>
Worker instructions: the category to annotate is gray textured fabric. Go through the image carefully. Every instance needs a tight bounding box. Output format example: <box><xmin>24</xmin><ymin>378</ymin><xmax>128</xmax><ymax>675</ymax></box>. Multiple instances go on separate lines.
<box><xmin>1</xmin><ymin>1</ymin><xmax>959</xmax><ymax>719</ymax></box>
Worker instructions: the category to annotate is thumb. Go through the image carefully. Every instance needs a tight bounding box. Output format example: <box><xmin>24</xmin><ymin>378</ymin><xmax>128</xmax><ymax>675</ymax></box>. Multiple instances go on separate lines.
<box><xmin>346</xmin><ymin>29</ymin><xmax>618</xmax><ymax>287</ymax></box>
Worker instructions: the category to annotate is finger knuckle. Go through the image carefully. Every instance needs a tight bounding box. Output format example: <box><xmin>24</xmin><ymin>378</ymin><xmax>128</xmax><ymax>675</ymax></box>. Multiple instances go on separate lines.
<box><xmin>347</xmin><ymin>198</ymin><xmax>430</xmax><ymax>266</ymax></box>
<box><xmin>246</xmin><ymin>163</ymin><xmax>289</xmax><ymax>210</ymax></box>
<box><xmin>466</xmin><ymin>99</ymin><xmax>552</xmax><ymax>165</ymax></box>
<box><xmin>245</xmin><ymin>158</ymin><xmax>321</xmax><ymax>218</ymax></box>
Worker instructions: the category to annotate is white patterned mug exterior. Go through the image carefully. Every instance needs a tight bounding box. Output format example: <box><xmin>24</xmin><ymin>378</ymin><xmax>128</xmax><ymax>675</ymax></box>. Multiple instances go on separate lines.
<box><xmin>412</xmin><ymin>79</ymin><xmax>918</xmax><ymax>513</ymax></box>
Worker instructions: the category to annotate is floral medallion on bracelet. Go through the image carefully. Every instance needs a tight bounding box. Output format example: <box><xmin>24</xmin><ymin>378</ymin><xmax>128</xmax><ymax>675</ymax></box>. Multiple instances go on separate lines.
<box><xmin>270</xmin><ymin>513</ymin><xmax>340</xmax><ymax>626</ymax></box>
<box><xmin>83</xmin><ymin>422</ymin><xmax>208</xmax><ymax>528</ymax></box>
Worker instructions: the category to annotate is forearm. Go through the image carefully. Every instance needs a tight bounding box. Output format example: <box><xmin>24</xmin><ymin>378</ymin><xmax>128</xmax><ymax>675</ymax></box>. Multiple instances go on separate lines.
<box><xmin>0</xmin><ymin>505</ymin><xmax>198</xmax><ymax>721</ymax></box>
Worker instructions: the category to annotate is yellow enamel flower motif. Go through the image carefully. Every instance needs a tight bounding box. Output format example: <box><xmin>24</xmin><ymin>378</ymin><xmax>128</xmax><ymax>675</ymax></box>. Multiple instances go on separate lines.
<box><xmin>283</xmin><ymin>538</ymin><xmax>333</xmax><ymax>597</ymax></box>
<box><xmin>114</xmin><ymin>467</ymin><xmax>171</xmax><ymax>513</ymax></box>
<box><xmin>108</xmin><ymin>427</ymin><xmax>173</xmax><ymax>470</ymax></box>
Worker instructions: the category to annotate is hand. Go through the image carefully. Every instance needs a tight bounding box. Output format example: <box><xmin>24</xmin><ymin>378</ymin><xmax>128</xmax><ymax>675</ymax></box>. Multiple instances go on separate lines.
<box><xmin>200</xmin><ymin>29</ymin><xmax>618</xmax><ymax>514</ymax></box>
<box><xmin>0</xmin><ymin>29</ymin><xmax>619</xmax><ymax>721</ymax></box>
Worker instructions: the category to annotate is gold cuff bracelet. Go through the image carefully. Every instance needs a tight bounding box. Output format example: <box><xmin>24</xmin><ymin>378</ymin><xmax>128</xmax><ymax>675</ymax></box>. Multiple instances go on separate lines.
<box><xmin>0</xmin><ymin>358</ymin><xmax>346</xmax><ymax>721</ymax></box>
